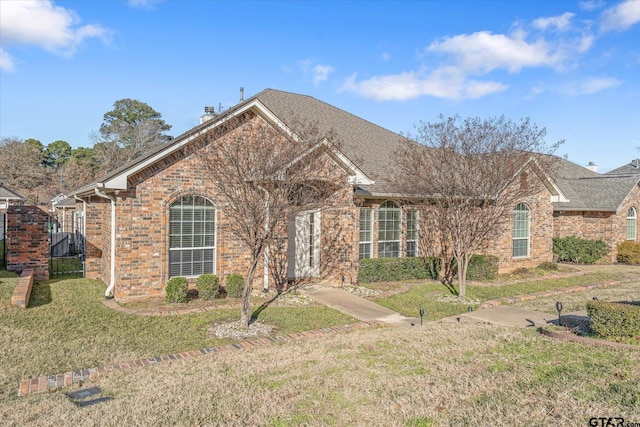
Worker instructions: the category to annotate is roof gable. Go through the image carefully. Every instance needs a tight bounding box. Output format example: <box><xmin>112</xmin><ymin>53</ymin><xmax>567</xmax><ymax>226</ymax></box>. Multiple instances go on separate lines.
<box><xmin>0</xmin><ymin>183</ymin><xmax>26</xmax><ymax>201</ymax></box>
<box><xmin>72</xmin><ymin>91</ymin><xmax>372</xmax><ymax>197</ymax></box>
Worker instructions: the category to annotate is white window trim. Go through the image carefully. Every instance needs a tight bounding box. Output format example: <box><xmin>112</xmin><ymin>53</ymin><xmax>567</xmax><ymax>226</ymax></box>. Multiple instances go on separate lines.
<box><xmin>169</xmin><ymin>196</ymin><xmax>217</xmax><ymax>278</ymax></box>
<box><xmin>627</xmin><ymin>207</ymin><xmax>637</xmax><ymax>241</ymax></box>
<box><xmin>359</xmin><ymin>207</ymin><xmax>373</xmax><ymax>259</ymax></box>
<box><xmin>378</xmin><ymin>201</ymin><xmax>402</xmax><ymax>258</ymax></box>
<box><xmin>406</xmin><ymin>209</ymin><xmax>418</xmax><ymax>257</ymax></box>
<box><xmin>512</xmin><ymin>203</ymin><xmax>530</xmax><ymax>259</ymax></box>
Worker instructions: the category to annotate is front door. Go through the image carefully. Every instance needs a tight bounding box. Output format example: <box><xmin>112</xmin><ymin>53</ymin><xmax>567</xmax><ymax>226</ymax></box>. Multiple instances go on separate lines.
<box><xmin>287</xmin><ymin>210</ymin><xmax>321</xmax><ymax>279</ymax></box>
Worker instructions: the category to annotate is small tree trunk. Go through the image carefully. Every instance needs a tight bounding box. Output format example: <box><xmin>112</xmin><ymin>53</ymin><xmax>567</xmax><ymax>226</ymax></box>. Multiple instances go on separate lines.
<box><xmin>457</xmin><ymin>254</ymin><xmax>470</xmax><ymax>299</ymax></box>
<box><xmin>239</xmin><ymin>258</ymin><xmax>260</xmax><ymax>328</ymax></box>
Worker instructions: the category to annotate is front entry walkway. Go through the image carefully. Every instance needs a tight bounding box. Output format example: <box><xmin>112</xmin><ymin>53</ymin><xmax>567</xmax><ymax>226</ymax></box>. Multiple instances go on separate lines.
<box><xmin>448</xmin><ymin>306</ymin><xmax>555</xmax><ymax>328</ymax></box>
<box><xmin>299</xmin><ymin>284</ymin><xmax>421</xmax><ymax>327</ymax></box>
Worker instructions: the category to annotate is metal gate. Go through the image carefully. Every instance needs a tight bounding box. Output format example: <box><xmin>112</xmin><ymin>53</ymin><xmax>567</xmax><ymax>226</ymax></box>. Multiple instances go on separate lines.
<box><xmin>49</xmin><ymin>210</ymin><xmax>85</xmax><ymax>278</ymax></box>
<box><xmin>0</xmin><ymin>212</ymin><xmax>5</xmax><ymax>268</ymax></box>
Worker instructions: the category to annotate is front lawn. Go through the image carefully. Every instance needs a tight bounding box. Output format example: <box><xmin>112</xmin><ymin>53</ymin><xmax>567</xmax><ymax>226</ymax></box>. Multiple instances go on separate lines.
<box><xmin>373</xmin><ymin>266</ymin><xmax>640</xmax><ymax>320</ymax></box>
<box><xmin>0</xmin><ymin>275</ymin><xmax>356</xmax><ymax>403</ymax></box>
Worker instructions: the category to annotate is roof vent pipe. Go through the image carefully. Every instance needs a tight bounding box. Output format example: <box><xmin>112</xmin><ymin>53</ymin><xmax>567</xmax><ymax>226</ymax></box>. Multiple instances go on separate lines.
<box><xmin>240</xmin><ymin>87</ymin><xmax>244</xmax><ymax>102</ymax></box>
<box><xmin>200</xmin><ymin>106</ymin><xmax>216</xmax><ymax>124</ymax></box>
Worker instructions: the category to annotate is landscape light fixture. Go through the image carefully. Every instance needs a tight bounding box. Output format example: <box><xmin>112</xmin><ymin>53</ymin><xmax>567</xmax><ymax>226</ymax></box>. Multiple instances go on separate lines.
<box><xmin>467</xmin><ymin>306</ymin><xmax>473</xmax><ymax>312</ymax></box>
<box><xmin>555</xmin><ymin>301</ymin><xmax>563</xmax><ymax>326</ymax></box>
<box><xmin>419</xmin><ymin>308</ymin><xmax>425</xmax><ymax>326</ymax></box>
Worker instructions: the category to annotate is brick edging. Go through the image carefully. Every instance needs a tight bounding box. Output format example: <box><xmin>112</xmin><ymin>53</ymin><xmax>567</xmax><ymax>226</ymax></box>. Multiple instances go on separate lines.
<box><xmin>479</xmin><ymin>278</ymin><xmax>636</xmax><ymax>309</ymax></box>
<box><xmin>18</xmin><ymin>321</ymin><xmax>383</xmax><ymax>397</ymax></box>
<box><xmin>540</xmin><ymin>327</ymin><xmax>640</xmax><ymax>351</ymax></box>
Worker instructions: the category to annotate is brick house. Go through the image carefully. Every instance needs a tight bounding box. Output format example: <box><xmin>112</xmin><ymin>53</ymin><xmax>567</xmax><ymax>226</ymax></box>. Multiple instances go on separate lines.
<box><xmin>0</xmin><ymin>183</ymin><xmax>26</xmax><ymax>212</ymax></box>
<box><xmin>552</xmin><ymin>159</ymin><xmax>640</xmax><ymax>261</ymax></box>
<box><xmin>67</xmin><ymin>89</ymin><xmax>637</xmax><ymax>300</ymax></box>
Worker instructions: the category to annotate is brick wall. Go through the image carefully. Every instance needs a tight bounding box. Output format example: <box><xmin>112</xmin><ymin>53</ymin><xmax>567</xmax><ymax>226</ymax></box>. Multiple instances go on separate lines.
<box><xmin>553</xmin><ymin>182</ymin><xmax>640</xmax><ymax>262</ymax></box>
<box><xmin>5</xmin><ymin>205</ymin><xmax>50</xmax><ymax>281</ymax></box>
<box><xmin>488</xmin><ymin>185</ymin><xmax>554</xmax><ymax>273</ymax></box>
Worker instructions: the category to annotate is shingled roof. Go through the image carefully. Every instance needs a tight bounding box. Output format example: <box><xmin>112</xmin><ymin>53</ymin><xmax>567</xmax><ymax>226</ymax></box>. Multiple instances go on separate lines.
<box><xmin>72</xmin><ymin>89</ymin><xmax>408</xmax><ymax>197</ymax></box>
<box><xmin>255</xmin><ymin>89</ymin><xmax>407</xmax><ymax>195</ymax></box>
<box><xmin>0</xmin><ymin>183</ymin><xmax>25</xmax><ymax>201</ymax></box>
<box><xmin>71</xmin><ymin>88</ymin><xmax>638</xmax><ymax>211</ymax></box>
<box><xmin>552</xmin><ymin>157</ymin><xmax>640</xmax><ymax>212</ymax></box>
<box><xmin>606</xmin><ymin>159</ymin><xmax>640</xmax><ymax>175</ymax></box>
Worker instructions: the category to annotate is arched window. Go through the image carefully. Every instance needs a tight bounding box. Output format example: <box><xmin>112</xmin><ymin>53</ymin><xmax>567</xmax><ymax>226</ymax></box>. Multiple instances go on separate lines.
<box><xmin>169</xmin><ymin>195</ymin><xmax>216</xmax><ymax>277</ymax></box>
<box><xmin>378</xmin><ymin>201</ymin><xmax>401</xmax><ymax>258</ymax></box>
<box><xmin>512</xmin><ymin>203</ymin><xmax>530</xmax><ymax>258</ymax></box>
<box><xmin>627</xmin><ymin>207</ymin><xmax>637</xmax><ymax>241</ymax></box>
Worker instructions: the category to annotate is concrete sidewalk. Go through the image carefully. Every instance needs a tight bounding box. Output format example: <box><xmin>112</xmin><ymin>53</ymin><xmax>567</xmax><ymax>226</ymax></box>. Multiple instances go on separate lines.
<box><xmin>299</xmin><ymin>283</ymin><xmax>588</xmax><ymax>330</ymax></box>
<box><xmin>298</xmin><ymin>284</ymin><xmax>422</xmax><ymax>327</ymax></box>
<box><xmin>444</xmin><ymin>306</ymin><xmax>556</xmax><ymax>328</ymax></box>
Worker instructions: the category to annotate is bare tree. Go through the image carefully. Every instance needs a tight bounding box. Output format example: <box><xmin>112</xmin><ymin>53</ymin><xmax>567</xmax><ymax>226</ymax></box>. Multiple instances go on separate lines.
<box><xmin>197</xmin><ymin>112</ymin><xmax>344</xmax><ymax>327</ymax></box>
<box><xmin>0</xmin><ymin>137</ymin><xmax>51</xmax><ymax>204</ymax></box>
<box><xmin>394</xmin><ymin>115</ymin><xmax>562</xmax><ymax>299</ymax></box>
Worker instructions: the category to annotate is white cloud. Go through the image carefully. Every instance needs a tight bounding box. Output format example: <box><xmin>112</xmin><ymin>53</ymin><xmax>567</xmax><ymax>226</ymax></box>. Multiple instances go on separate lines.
<box><xmin>600</xmin><ymin>0</ymin><xmax>640</xmax><ymax>31</ymax></box>
<box><xmin>427</xmin><ymin>31</ymin><xmax>563</xmax><ymax>74</ymax></box>
<box><xmin>312</xmin><ymin>65</ymin><xmax>334</xmax><ymax>86</ymax></box>
<box><xmin>579</xmin><ymin>0</ymin><xmax>605</xmax><ymax>11</ymax></box>
<box><xmin>298</xmin><ymin>59</ymin><xmax>334</xmax><ymax>86</ymax></box>
<box><xmin>0</xmin><ymin>48</ymin><xmax>15</xmax><ymax>72</ymax></box>
<box><xmin>532</xmin><ymin>12</ymin><xmax>575</xmax><ymax>31</ymax></box>
<box><xmin>128</xmin><ymin>0</ymin><xmax>164</xmax><ymax>9</ymax></box>
<box><xmin>0</xmin><ymin>0</ymin><xmax>109</xmax><ymax>63</ymax></box>
<box><xmin>579</xmin><ymin>76</ymin><xmax>622</xmax><ymax>94</ymax></box>
<box><xmin>577</xmin><ymin>34</ymin><xmax>595</xmax><ymax>52</ymax></box>
<box><xmin>340</xmin><ymin>69</ymin><xmax>507</xmax><ymax>101</ymax></box>
<box><xmin>381</xmin><ymin>52</ymin><xmax>391</xmax><ymax>61</ymax></box>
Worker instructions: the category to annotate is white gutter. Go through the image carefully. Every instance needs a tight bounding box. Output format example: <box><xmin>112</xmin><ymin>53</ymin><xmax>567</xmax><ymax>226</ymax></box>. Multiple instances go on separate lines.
<box><xmin>94</xmin><ymin>188</ymin><xmax>117</xmax><ymax>299</ymax></box>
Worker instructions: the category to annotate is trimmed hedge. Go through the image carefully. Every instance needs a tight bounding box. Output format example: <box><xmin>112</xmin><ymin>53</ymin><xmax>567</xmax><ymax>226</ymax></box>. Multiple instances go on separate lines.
<box><xmin>357</xmin><ymin>257</ymin><xmax>440</xmax><ymax>283</ymax></box>
<box><xmin>464</xmin><ymin>255</ymin><xmax>499</xmax><ymax>281</ymax></box>
<box><xmin>165</xmin><ymin>276</ymin><xmax>188</xmax><ymax>303</ymax></box>
<box><xmin>196</xmin><ymin>274</ymin><xmax>219</xmax><ymax>300</ymax></box>
<box><xmin>617</xmin><ymin>240</ymin><xmax>640</xmax><ymax>264</ymax></box>
<box><xmin>552</xmin><ymin>236</ymin><xmax>608</xmax><ymax>264</ymax></box>
<box><xmin>586</xmin><ymin>300</ymin><xmax>640</xmax><ymax>339</ymax></box>
<box><xmin>225</xmin><ymin>273</ymin><xmax>245</xmax><ymax>298</ymax></box>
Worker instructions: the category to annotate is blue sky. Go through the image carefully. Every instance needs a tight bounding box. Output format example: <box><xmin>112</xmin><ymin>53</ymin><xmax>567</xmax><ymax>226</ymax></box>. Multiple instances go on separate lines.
<box><xmin>1</xmin><ymin>0</ymin><xmax>639</xmax><ymax>173</ymax></box>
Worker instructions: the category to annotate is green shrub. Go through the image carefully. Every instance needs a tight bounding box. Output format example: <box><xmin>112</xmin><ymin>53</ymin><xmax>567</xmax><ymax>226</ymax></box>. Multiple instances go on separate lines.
<box><xmin>552</xmin><ymin>236</ymin><xmax>608</xmax><ymax>264</ymax></box>
<box><xmin>537</xmin><ymin>261</ymin><xmax>559</xmax><ymax>271</ymax></box>
<box><xmin>357</xmin><ymin>257</ymin><xmax>440</xmax><ymax>283</ymax></box>
<box><xmin>464</xmin><ymin>255</ymin><xmax>499</xmax><ymax>281</ymax></box>
<box><xmin>225</xmin><ymin>273</ymin><xmax>245</xmax><ymax>298</ymax></box>
<box><xmin>586</xmin><ymin>301</ymin><xmax>640</xmax><ymax>339</ymax></box>
<box><xmin>165</xmin><ymin>276</ymin><xmax>188</xmax><ymax>303</ymax></box>
<box><xmin>196</xmin><ymin>274</ymin><xmax>219</xmax><ymax>300</ymax></box>
<box><xmin>617</xmin><ymin>240</ymin><xmax>640</xmax><ymax>264</ymax></box>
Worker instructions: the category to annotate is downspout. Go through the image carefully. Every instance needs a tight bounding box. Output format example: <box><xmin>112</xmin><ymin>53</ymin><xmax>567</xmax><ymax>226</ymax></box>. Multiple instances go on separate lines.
<box><xmin>94</xmin><ymin>188</ymin><xmax>117</xmax><ymax>299</ymax></box>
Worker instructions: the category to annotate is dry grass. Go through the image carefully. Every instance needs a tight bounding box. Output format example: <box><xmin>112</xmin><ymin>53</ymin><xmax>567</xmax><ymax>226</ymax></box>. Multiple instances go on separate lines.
<box><xmin>2</xmin><ymin>322</ymin><xmax>639</xmax><ymax>426</ymax></box>
<box><xmin>512</xmin><ymin>264</ymin><xmax>640</xmax><ymax>314</ymax></box>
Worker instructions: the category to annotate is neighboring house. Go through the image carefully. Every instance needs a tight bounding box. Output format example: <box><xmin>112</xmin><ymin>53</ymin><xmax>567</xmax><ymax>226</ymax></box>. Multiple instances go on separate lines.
<box><xmin>606</xmin><ymin>159</ymin><xmax>640</xmax><ymax>175</ymax></box>
<box><xmin>68</xmin><ymin>89</ymin><xmax>639</xmax><ymax>301</ymax></box>
<box><xmin>0</xmin><ymin>183</ymin><xmax>26</xmax><ymax>212</ymax></box>
<box><xmin>552</xmin><ymin>158</ymin><xmax>640</xmax><ymax>261</ymax></box>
